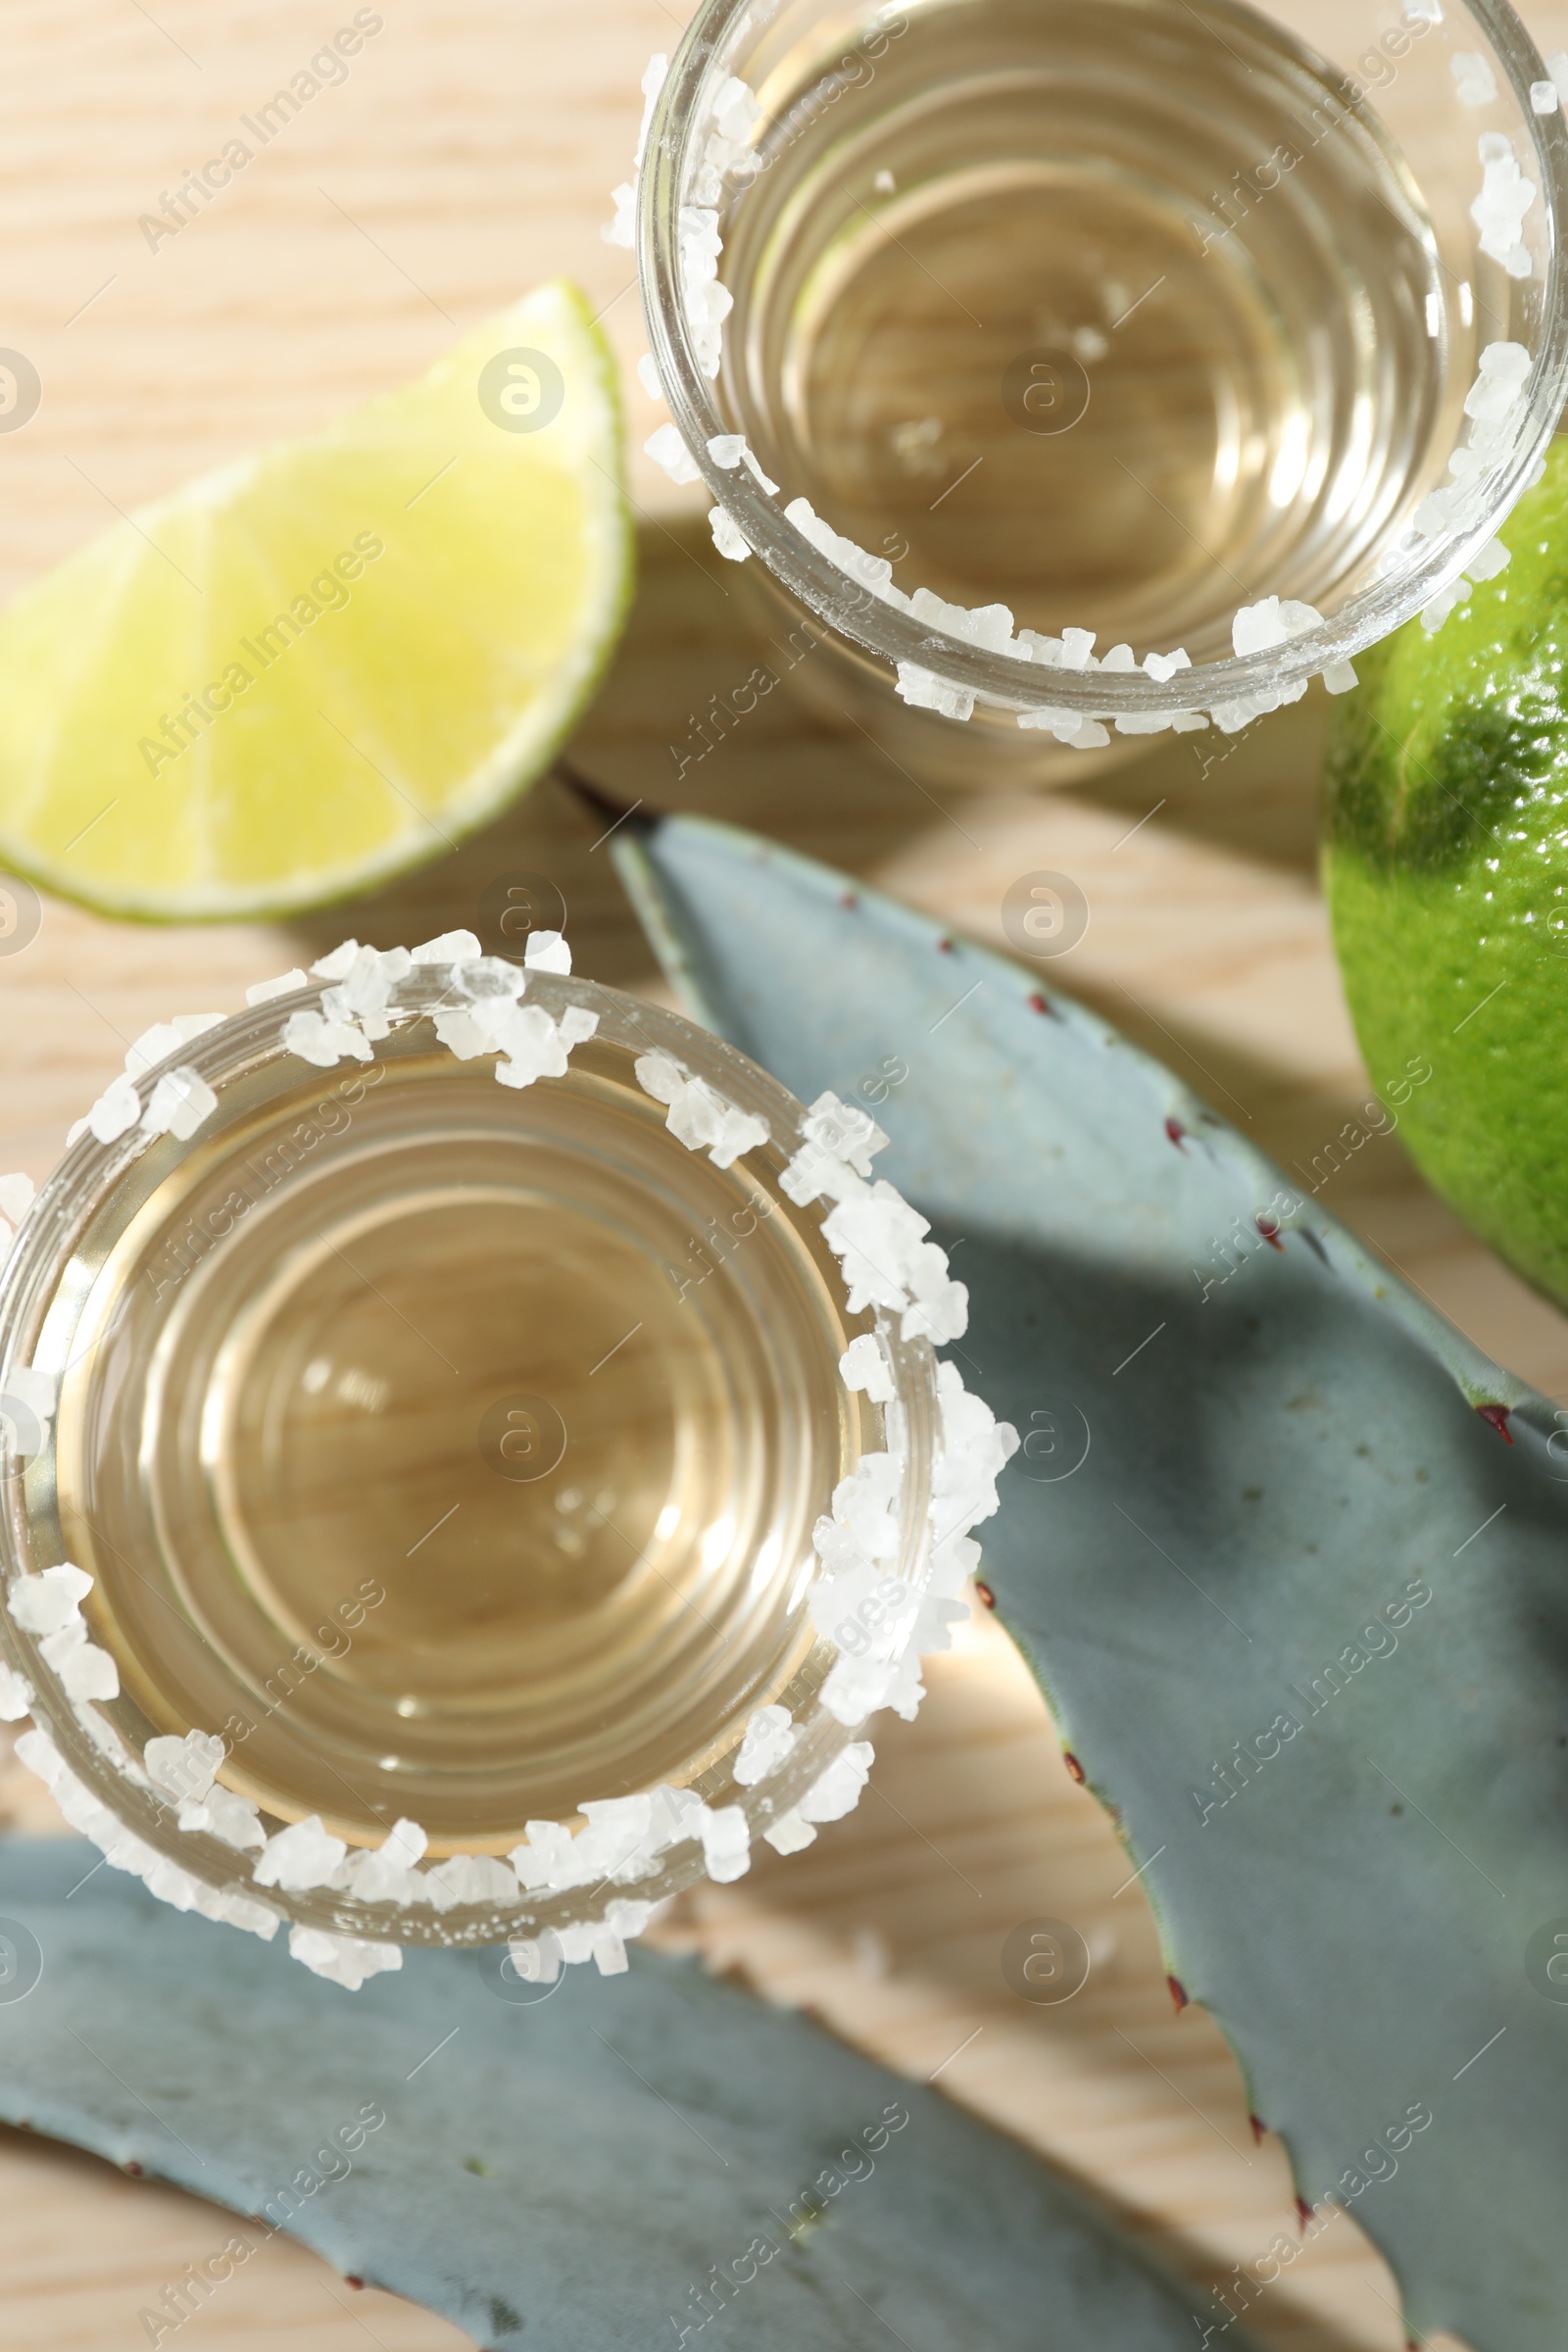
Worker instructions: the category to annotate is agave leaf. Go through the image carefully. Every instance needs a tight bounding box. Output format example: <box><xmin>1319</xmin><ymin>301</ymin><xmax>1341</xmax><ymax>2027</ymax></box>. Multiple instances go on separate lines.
<box><xmin>0</xmin><ymin>1838</ymin><xmax>1242</xmax><ymax>2350</ymax></box>
<box><xmin>612</xmin><ymin>809</ymin><xmax>1568</xmax><ymax>2352</ymax></box>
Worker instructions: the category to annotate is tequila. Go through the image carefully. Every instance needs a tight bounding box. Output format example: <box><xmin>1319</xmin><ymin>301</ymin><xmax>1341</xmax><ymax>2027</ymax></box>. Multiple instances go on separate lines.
<box><xmin>723</xmin><ymin>0</ymin><xmax>1449</xmax><ymax>663</ymax></box>
<box><xmin>11</xmin><ymin>985</ymin><xmax>891</xmax><ymax>1867</ymax></box>
<box><xmin>642</xmin><ymin>0</ymin><xmax>1564</xmax><ymax>773</ymax></box>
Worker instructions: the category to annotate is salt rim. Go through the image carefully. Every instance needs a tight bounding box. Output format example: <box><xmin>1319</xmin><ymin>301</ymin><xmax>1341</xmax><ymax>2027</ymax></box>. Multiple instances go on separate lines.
<box><xmin>627</xmin><ymin>51</ymin><xmax>1552</xmax><ymax>732</ymax></box>
<box><xmin>1</xmin><ymin>933</ymin><xmax>1015</xmax><ymax>1990</ymax></box>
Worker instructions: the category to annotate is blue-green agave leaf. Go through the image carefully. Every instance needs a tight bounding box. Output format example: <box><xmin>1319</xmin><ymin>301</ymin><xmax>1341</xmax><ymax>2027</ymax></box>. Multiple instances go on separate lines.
<box><xmin>612</xmin><ymin>808</ymin><xmax>1568</xmax><ymax>2352</ymax></box>
<box><xmin>0</xmin><ymin>1839</ymin><xmax>1247</xmax><ymax>2351</ymax></box>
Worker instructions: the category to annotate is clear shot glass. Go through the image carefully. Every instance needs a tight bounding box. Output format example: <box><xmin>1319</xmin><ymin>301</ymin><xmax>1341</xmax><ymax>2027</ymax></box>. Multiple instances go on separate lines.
<box><xmin>636</xmin><ymin>0</ymin><xmax>1568</xmax><ymax>783</ymax></box>
<box><xmin>0</xmin><ymin>958</ymin><xmax>945</xmax><ymax>1981</ymax></box>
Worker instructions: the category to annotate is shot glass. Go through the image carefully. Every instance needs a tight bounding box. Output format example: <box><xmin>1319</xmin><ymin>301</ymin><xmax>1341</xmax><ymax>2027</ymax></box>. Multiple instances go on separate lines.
<box><xmin>634</xmin><ymin>0</ymin><xmax>1568</xmax><ymax>783</ymax></box>
<box><xmin>0</xmin><ymin>944</ymin><xmax>995</xmax><ymax>1987</ymax></box>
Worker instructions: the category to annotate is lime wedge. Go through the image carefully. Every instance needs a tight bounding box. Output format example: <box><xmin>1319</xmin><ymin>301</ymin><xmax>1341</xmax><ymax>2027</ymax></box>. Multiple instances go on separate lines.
<box><xmin>0</xmin><ymin>282</ymin><xmax>631</xmax><ymax>919</ymax></box>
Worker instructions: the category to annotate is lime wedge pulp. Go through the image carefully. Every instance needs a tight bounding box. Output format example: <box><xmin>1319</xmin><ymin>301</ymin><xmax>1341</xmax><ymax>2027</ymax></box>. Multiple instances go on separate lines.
<box><xmin>0</xmin><ymin>281</ymin><xmax>632</xmax><ymax>919</ymax></box>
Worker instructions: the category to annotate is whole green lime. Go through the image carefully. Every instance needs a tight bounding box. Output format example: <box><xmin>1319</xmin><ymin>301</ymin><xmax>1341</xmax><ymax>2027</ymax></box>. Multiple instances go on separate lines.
<box><xmin>1323</xmin><ymin>436</ymin><xmax>1568</xmax><ymax>1308</ymax></box>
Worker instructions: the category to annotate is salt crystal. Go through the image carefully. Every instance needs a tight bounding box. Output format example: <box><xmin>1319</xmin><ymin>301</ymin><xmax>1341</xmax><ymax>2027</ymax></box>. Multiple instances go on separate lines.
<box><xmin>799</xmin><ymin>1742</ymin><xmax>874</xmax><ymax>1823</ymax></box>
<box><xmin>822</xmin><ymin>1184</ymin><xmax>929</xmax><ymax>1316</ymax></box>
<box><xmin>206</xmin><ymin>1887</ymin><xmax>279</xmax><ymax>1938</ymax></box>
<box><xmin>1421</xmin><ymin>580</ymin><xmax>1471</xmax><ymax>631</ymax></box>
<box><xmin>668</xmin><ymin>1075</ymin><xmax>768</xmax><ymax>1165</ymax></box>
<box><xmin>1232</xmin><ymin>596</ymin><xmax>1289</xmax><ymax>656</ymax></box>
<box><xmin>341</xmin><ymin>1815</ymin><xmax>427</xmax><ymax>1902</ymax></box>
<box><xmin>455</xmin><ymin>956</ymin><xmax>528</xmax><ymax>1002</ymax></box>
<box><xmin>645</xmin><ymin>423</ymin><xmax>702</xmax><ymax>485</ymax></box>
<box><xmin>141</xmin><ymin>1065</ymin><xmax>218</xmax><ymax>1142</ymax></box>
<box><xmin>1115</xmin><ymin>713</ymin><xmax>1173</xmax><ymax>736</ymax></box>
<box><xmin>707</xmin><ymin>434</ymin><xmax>779</xmax><ymax>495</ymax></box>
<box><xmin>710</xmin><ymin>72</ymin><xmax>758</xmax><ymax>146</ymax></box>
<box><xmin>909</xmin><ymin>588</ymin><xmax>1016</xmax><ymax>653</ymax></box>
<box><xmin>509</xmin><ymin>1932</ymin><xmax>562</xmax><ymax>1984</ymax></box>
<box><xmin>124</xmin><ymin>1022</ymin><xmax>183</xmax><ymax>1078</ymax></box>
<box><xmin>1478</xmin><ymin>338</ymin><xmax>1531</xmax><ymax>386</ymax></box>
<box><xmin>763</xmin><ymin>1808</ymin><xmax>815</xmax><ymax>1854</ymax></box>
<box><xmin>560</xmin><ymin>1006</ymin><xmax>599</xmax><ymax>1048</ymax></box>
<box><xmin>784</xmin><ymin>499</ymin><xmax>908</xmax><ymax>608</ymax></box>
<box><xmin>254</xmin><ymin>1814</ymin><xmax>348</xmax><ymax>1890</ymax></box>
<box><xmin>511</xmin><ymin>1818</ymin><xmax>578</xmax><ymax>1890</ymax></box>
<box><xmin>896</xmin><ymin>662</ymin><xmax>975</xmax><ymax>721</ymax></box>
<box><xmin>700</xmin><ymin>1803</ymin><xmax>750</xmax><ymax>1882</ymax></box>
<box><xmin>635</xmin><ymin>52</ymin><xmax>670</xmax><ymax>165</ymax></box>
<box><xmin>8</xmin><ymin>1562</ymin><xmax>92</xmax><ymax>1636</ymax></box>
<box><xmin>780</xmin><ymin>1139</ymin><xmax>868</xmax><ymax>1207</ymax></box>
<box><xmin>802</xmin><ymin>1091</ymin><xmax>888</xmax><ymax>1177</ymax></box>
<box><xmin>311</xmin><ymin>941</ymin><xmax>361</xmax><ymax>981</ymax></box>
<box><xmin>637</xmin><ymin>352</ymin><xmax>662</xmax><ymax>401</ymax></box>
<box><xmin>178</xmin><ymin>1784</ymin><xmax>266</xmax><ymax>1850</ymax></box>
<box><xmin>0</xmin><ymin>1661</ymin><xmax>32</xmax><ymax>1719</ymax></box>
<box><xmin>424</xmin><ymin>1852</ymin><xmax>519</xmax><ymax>1907</ymax></box>
<box><xmin>40</xmin><ymin>1620</ymin><xmax>120</xmax><ymax>1700</ymax></box>
<box><xmin>432</xmin><ymin>1006</ymin><xmax>491</xmax><ymax>1060</ymax></box>
<box><xmin>282</xmin><ymin>1010</ymin><xmax>372</xmax><ymax>1068</ymax></box>
<box><xmin>246</xmin><ymin>969</ymin><xmax>308</xmax><ymax>1004</ymax></box>
<box><xmin>493</xmin><ymin>1005</ymin><xmax>572</xmax><ymax>1089</ymax></box>
<box><xmin>602</xmin><ymin>180</ymin><xmax>636</xmax><ymax>248</ymax></box>
<box><xmin>820</xmin><ymin>1653</ymin><xmax>896</xmax><ymax>1725</ymax></box>
<box><xmin>1465</xmin><ymin>535</ymin><xmax>1510</xmax><ymax>581</ymax></box>
<box><xmin>1059</xmin><ymin>628</ymin><xmax>1097</xmax><ymax>669</ymax></box>
<box><xmin>733</xmin><ymin>1703</ymin><xmax>799</xmax><ymax>1786</ymax></box>
<box><xmin>411</xmin><ymin>930</ymin><xmax>481</xmax><ymax>966</ymax></box>
<box><xmin>1144</xmin><ymin>648</ymin><xmax>1191</xmax><ymax>681</ymax></box>
<box><xmin>839</xmin><ymin>1332</ymin><xmax>894</xmax><ymax>1403</ymax></box>
<box><xmin>900</xmin><ymin>1250</ymin><xmax>968</xmax><ymax>1345</ymax></box>
<box><xmin>88</xmin><ymin>1075</ymin><xmax>141</xmax><ymax>1145</ymax></box>
<box><xmin>1550</xmin><ymin>48</ymin><xmax>1568</xmax><ymax>102</ymax></box>
<box><xmin>1452</xmin><ymin>51</ymin><xmax>1497</xmax><ymax>105</ymax></box>
<box><xmin>1100</xmin><ymin>643</ymin><xmax>1136</xmax><ymax>671</ymax></box>
<box><xmin>288</xmin><ymin>1925</ymin><xmax>402</xmax><ymax>1989</ymax></box>
<box><xmin>144</xmin><ymin>1729</ymin><xmax>224</xmax><ymax>1803</ymax></box>
<box><xmin>172</xmin><ymin>1012</ymin><xmax>224</xmax><ymax>1046</ymax></box>
<box><xmin>1320</xmin><ymin>660</ymin><xmax>1359</xmax><ymax>695</ymax></box>
<box><xmin>14</xmin><ymin>1726</ymin><xmax>64</xmax><ymax>1786</ymax></box>
<box><xmin>321</xmin><ymin>944</ymin><xmax>411</xmax><ymax>1036</ymax></box>
<box><xmin>634</xmin><ymin>1050</ymin><xmax>684</xmax><ymax>1105</ymax></box>
<box><xmin>636</xmin><ymin>1054</ymin><xmax>767</xmax><ymax>1166</ymax></box>
<box><xmin>710</xmin><ymin>505</ymin><xmax>752</xmax><ymax>562</ymax></box>
<box><xmin>1018</xmin><ymin>631</ymin><xmax>1063</xmax><ymax>664</ymax></box>
<box><xmin>523</xmin><ymin>929</ymin><xmax>572</xmax><ymax>974</ymax></box>
<box><xmin>1532</xmin><ymin>79</ymin><xmax>1558</xmax><ymax>113</ymax></box>
<box><xmin>577</xmin><ymin>1793</ymin><xmax>656</xmax><ymax>1879</ymax></box>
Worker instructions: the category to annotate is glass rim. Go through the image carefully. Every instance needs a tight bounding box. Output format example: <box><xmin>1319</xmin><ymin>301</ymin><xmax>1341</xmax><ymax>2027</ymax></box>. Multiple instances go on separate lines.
<box><xmin>0</xmin><ymin>965</ymin><xmax>942</xmax><ymax>1951</ymax></box>
<box><xmin>639</xmin><ymin>0</ymin><xmax>1568</xmax><ymax>715</ymax></box>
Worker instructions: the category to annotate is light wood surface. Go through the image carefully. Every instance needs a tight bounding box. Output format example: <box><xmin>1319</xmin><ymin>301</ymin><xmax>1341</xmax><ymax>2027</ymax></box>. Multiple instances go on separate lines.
<box><xmin>0</xmin><ymin>4</ymin><xmax>1561</xmax><ymax>2346</ymax></box>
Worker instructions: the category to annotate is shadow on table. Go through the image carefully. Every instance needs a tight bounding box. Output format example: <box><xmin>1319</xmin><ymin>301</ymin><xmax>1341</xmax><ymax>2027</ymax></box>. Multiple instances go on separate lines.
<box><xmin>283</xmin><ymin>513</ymin><xmax>950</xmax><ymax>986</ymax></box>
<box><xmin>283</xmin><ymin>513</ymin><xmax>1330</xmax><ymax>985</ymax></box>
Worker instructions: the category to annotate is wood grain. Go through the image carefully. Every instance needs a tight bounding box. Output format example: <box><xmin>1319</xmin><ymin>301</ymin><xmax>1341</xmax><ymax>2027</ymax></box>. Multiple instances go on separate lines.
<box><xmin>0</xmin><ymin>2</ymin><xmax>1558</xmax><ymax>2345</ymax></box>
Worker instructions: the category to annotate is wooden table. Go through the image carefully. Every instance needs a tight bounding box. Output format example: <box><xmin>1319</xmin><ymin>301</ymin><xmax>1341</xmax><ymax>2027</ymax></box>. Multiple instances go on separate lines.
<box><xmin>0</xmin><ymin>5</ymin><xmax>1560</xmax><ymax>2345</ymax></box>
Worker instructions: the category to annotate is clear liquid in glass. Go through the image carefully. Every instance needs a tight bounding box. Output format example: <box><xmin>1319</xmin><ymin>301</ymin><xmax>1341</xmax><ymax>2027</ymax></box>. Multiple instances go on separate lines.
<box><xmin>721</xmin><ymin>0</ymin><xmax>1452</xmax><ymax>662</ymax></box>
<box><xmin>46</xmin><ymin>1038</ymin><xmax>859</xmax><ymax>1850</ymax></box>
